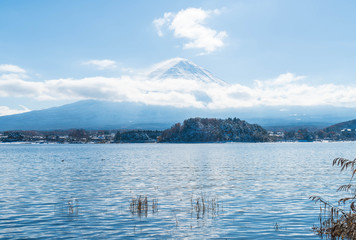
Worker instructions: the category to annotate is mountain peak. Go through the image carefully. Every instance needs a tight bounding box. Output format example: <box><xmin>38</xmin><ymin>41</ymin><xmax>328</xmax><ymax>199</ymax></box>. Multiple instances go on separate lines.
<box><xmin>147</xmin><ymin>58</ymin><xmax>227</xmax><ymax>85</ymax></box>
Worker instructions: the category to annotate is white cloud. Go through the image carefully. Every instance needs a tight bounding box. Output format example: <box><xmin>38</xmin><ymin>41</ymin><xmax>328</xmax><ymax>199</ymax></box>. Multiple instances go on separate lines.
<box><xmin>0</xmin><ymin>105</ymin><xmax>30</xmax><ymax>116</ymax></box>
<box><xmin>153</xmin><ymin>12</ymin><xmax>174</xmax><ymax>37</ymax></box>
<box><xmin>1</xmin><ymin>62</ymin><xmax>356</xmax><ymax>109</ymax></box>
<box><xmin>0</xmin><ymin>64</ymin><xmax>26</xmax><ymax>73</ymax></box>
<box><xmin>83</xmin><ymin>59</ymin><xmax>117</xmax><ymax>70</ymax></box>
<box><xmin>254</xmin><ymin>73</ymin><xmax>305</xmax><ymax>87</ymax></box>
<box><xmin>153</xmin><ymin>8</ymin><xmax>227</xmax><ymax>54</ymax></box>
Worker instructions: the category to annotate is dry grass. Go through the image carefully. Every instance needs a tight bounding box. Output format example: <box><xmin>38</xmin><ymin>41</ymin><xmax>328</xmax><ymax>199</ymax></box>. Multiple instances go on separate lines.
<box><xmin>191</xmin><ymin>195</ymin><xmax>221</xmax><ymax>219</ymax></box>
<box><xmin>130</xmin><ymin>195</ymin><xmax>158</xmax><ymax>217</ymax></box>
<box><xmin>310</xmin><ymin>157</ymin><xmax>356</xmax><ymax>239</ymax></box>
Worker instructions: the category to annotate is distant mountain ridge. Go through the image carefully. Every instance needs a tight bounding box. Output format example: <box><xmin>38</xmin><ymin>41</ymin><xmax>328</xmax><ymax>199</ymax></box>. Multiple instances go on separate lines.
<box><xmin>324</xmin><ymin>119</ymin><xmax>356</xmax><ymax>132</ymax></box>
<box><xmin>0</xmin><ymin>100</ymin><xmax>192</xmax><ymax>131</ymax></box>
<box><xmin>0</xmin><ymin>99</ymin><xmax>355</xmax><ymax>131</ymax></box>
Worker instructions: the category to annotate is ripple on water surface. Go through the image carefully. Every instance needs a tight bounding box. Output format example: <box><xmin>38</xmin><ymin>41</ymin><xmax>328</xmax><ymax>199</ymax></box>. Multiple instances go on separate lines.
<box><xmin>0</xmin><ymin>142</ymin><xmax>354</xmax><ymax>239</ymax></box>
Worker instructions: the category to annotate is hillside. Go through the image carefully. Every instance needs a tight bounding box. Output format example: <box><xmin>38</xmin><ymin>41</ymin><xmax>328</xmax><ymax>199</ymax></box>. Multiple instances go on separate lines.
<box><xmin>114</xmin><ymin>130</ymin><xmax>162</xmax><ymax>143</ymax></box>
<box><xmin>324</xmin><ymin>119</ymin><xmax>356</xmax><ymax>132</ymax></box>
<box><xmin>158</xmin><ymin>117</ymin><xmax>271</xmax><ymax>143</ymax></box>
<box><xmin>0</xmin><ymin>100</ymin><xmax>203</xmax><ymax>131</ymax></box>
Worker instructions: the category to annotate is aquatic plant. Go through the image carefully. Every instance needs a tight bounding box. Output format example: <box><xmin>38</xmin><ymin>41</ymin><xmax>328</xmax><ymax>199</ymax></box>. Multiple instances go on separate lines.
<box><xmin>310</xmin><ymin>157</ymin><xmax>356</xmax><ymax>239</ymax></box>
<box><xmin>130</xmin><ymin>196</ymin><xmax>158</xmax><ymax>217</ymax></box>
<box><xmin>67</xmin><ymin>199</ymin><xmax>78</xmax><ymax>214</ymax></box>
<box><xmin>191</xmin><ymin>194</ymin><xmax>221</xmax><ymax>219</ymax></box>
<box><xmin>273</xmin><ymin>222</ymin><xmax>280</xmax><ymax>231</ymax></box>
<box><xmin>58</xmin><ymin>198</ymin><xmax>79</xmax><ymax>216</ymax></box>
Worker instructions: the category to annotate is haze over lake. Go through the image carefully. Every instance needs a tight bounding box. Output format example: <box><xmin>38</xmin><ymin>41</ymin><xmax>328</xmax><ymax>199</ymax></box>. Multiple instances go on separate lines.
<box><xmin>0</xmin><ymin>142</ymin><xmax>353</xmax><ymax>239</ymax></box>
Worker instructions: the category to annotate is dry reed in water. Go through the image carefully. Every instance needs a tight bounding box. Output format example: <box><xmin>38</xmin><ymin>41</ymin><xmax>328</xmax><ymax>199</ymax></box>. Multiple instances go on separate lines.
<box><xmin>191</xmin><ymin>194</ymin><xmax>221</xmax><ymax>219</ymax></box>
<box><xmin>310</xmin><ymin>157</ymin><xmax>356</xmax><ymax>239</ymax></box>
<box><xmin>130</xmin><ymin>195</ymin><xmax>158</xmax><ymax>217</ymax></box>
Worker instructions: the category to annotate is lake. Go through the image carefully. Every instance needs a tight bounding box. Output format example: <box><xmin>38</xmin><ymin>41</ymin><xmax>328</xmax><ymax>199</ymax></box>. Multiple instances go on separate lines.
<box><xmin>0</xmin><ymin>142</ymin><xmax>355</xmax><ymax>239</ymax></box>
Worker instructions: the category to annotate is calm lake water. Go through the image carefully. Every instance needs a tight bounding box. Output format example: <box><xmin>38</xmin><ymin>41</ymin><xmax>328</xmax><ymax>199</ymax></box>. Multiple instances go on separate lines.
<box><xmin>0</xmin><ymin>142</ymin><xmax>355</xmax><ymax>239</ymax></box>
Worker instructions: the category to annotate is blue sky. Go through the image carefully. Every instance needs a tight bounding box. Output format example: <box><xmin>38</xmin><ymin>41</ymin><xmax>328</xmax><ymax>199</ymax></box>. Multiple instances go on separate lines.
<box><xmin>0</xmin><ymin>0</ymin><xmax>356</xmax><ymax>115</ymax></box>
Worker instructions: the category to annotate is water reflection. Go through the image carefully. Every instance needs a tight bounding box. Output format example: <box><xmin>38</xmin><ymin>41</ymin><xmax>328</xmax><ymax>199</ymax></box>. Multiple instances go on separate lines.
<box><xmin>0</xmin><ymin>143</ymin><xmax>354</xmax><ymax>239</ymax></box>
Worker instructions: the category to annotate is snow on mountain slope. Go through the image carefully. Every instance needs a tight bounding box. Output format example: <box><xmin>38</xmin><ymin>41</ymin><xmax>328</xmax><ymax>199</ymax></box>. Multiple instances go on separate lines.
<box><xmin>147</xmin><ymin>58</ymin><xmax>227</xmax><ymax>86</ymax></box>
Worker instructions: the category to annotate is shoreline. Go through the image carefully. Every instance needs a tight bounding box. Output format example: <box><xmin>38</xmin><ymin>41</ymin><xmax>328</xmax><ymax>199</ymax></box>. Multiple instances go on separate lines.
<box><xmin>0</xmin><ymin>140</ymin><xmax>353</xmax><ymax>145</ymax></box>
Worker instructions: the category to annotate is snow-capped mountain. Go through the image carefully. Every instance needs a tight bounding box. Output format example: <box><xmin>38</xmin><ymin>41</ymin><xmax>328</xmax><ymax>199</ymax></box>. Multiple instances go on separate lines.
<box><xmin>0</xmin><ymin>57</ymin><xmax>355</xmax><ymax>131</ymax></box>
<box><xmin>147</xmin><ymin>57</ymin><xmax>227</xmax><ymax>86</ymax></box>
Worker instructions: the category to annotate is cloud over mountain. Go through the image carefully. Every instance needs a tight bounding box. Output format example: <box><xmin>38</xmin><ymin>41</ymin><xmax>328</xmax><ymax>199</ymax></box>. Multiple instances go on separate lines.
<box><xmin>0</xmin><ymin>105</ymin><xmax>30</xmax><ymax>116</ymax></box>
<box><xmin>1</xmin><ymin>58</ymin><xmax>356</xmax><ymax>110</ymax></box>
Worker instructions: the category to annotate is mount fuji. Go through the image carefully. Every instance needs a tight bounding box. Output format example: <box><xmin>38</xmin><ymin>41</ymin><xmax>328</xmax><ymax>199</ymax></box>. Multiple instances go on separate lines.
<box><xmin>0</xmin><ymin>58</ymin><xmax>228</xmax><ymax>130</ymax></box>
<box><xmin>147</xmin><ymin>57</ymin><xmax>227</xmax><ymax>86</ymax></box>
<box><xmin>0</xmin><ymin>58</ymin><xmax>355</xmax><ymax>131</ymax></box>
